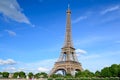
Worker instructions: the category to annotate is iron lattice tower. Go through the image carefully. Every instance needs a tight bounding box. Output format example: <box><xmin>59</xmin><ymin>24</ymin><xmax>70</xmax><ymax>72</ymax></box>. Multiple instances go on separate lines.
<box><xmin>49</xmin><ymin>5</ymin><xmax>83</xmax><ymax>76</ymax></box>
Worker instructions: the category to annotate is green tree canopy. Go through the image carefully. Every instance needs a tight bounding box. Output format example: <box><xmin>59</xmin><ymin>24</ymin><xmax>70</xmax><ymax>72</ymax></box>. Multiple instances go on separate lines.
<box><xmin>101</xmin><ymin>67</ymin><xmax>112</xmax><ymax>77</ymax></box>
<box><xmin>34</xmin><ymin>72</ymin><xmax>48</xmax><ymax>78</ymax></box>
<box><xmin>28</xmin><ymin>72</ymin><xmax>34</xmax><ymax>79</ymax></box>
<box><xmin>65</xmin><ymin>73</ymin><xmax>73</xmax><ymax>78</ymax></box>
<box><xmin>118</xmin><ymin>64</ymin><xmax>120</xmax><ymax>77</ymax></box>
<box><xmin>34</xmin><ymin>73</ymin><xmax>40</xmax><ymax>79</ymax></box>
<box><xmin>19</xmin><ymin>71</ymin><xmax>26</xmax><ymax>78</ymax></box>
<box><xmin>13</xmin><ymin>72</ymin><xmax>19</xmax><ymax>78</ymax></box>
<box><xmin>75</xmin><ymin>71</ymin><xmax>82</xmax><ymax>77</ymax></box>
<box><xmin>83</xmin><ymin>70</ymin><xmax>94</xmax><ymax>77</ymax></box>
<box><xmin>95</xmin><ymin>70</ymin><xmax>101</xmax><ymax>77</ymax></box>
<box><xmin>109</xmin><ymin>64</ymin><xmax>119</xmax><ymax>77</ymax></box>
<box><xmin>2</xmin><ymin>72</ymin><xmax>9</xmax><ymax>78</ymax></box>
<box><xmin>39</xmin><ymin>72</ymin><xmax>48</xmax><ymax>78</ymax></box>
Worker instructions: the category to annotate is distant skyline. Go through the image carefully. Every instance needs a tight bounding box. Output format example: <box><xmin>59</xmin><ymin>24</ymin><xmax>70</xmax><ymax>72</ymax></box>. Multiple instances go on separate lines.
<box><xmin>0</xmin><ymin>0</ymin><xmax>120</xmax><ymax>73</ymax></box>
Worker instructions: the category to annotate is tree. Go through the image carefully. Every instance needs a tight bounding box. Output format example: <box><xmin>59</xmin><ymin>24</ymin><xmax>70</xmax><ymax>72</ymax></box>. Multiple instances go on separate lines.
<box><xmin>95</xmin><ymin>70</ymin><xmax>101</xmax><ymax>77</ymax></box>
<box><xmin>65</xmin><ymin>73</ymin><xmax>73</xmax><ymax>78</ymax></box>
<box><xmin>101</xmin><ymin>67</ymin><xmax>112</xmax><ymax>77</ymax></box>
<box><xmin>39</xmin><ymin>72</ymin><xmax>48</xmax><ymax>78</ymax></box>
<box><xmin>19</xmin><ymin>71</ymin><xmax>26</xmax><ymax>78</ymax></box>
<box><xmin>75</xmin><ymin>71</ymin><xmax>82</xmax><ymax>77</ymax></box>
<box><xmin>34</xmin><ymin>72</ymin><xmax>48</xmax><ymax>78</ymax></box>
<box><xmin>34</xmin><ymin>73</ymin><xmax>40</xmax><ymax>79</ymax></box>
<box><xmin>13</xmin><ymin>72</ymin><xmax>19</xmax><ymax>78</ymax></box>
<box><xmin>118</xmin><ymin>64</ymin><xmax>120</xmax><ymax>77</ymax></box>
<box><xmin>81</xmin><ymin>70</ymin><xmax>94</xmax><ymax>77</ymax></box>
<box><xmin>28</xmin><ymin>72</ymin><xmax>34</xmax><ymax>79</ymax></box>
<box><xmin>109</xmin><ymin>64</ymin><xmax>118</xmax><ymax>77</ymax></box>
<box><xmin>2</xmin><ymin>72</ymin><xmax>9</xmax><ymax>78</ymax></box>
<box><xmin>0</xmin><ymin>72</ymin><xmax>2</xmax><ymax>75</ymax></box>
<box><xmin>50</xmin><ymin>74</ymin><xmax>58</xmax><ymax>78</ymax></box>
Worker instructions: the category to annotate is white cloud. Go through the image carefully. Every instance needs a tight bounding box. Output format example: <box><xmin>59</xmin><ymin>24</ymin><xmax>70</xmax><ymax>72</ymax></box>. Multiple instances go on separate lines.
<box><xmin>2</xmin><ymin>67</ymin><xmax>26</xmax><ymax>72</ymax></box>
<box><xmin>0</xmin><ymin>58</ymin><xmax>56</xmax><ymax>73</ymax></box>
<box><xmin>76</xmin><ymin>49</ymin><xmax>87</xmax><ymax>54</ymax></box>
<box><xmin>0</xmin><ymin>0</ymin><xmax>30</xmax><ymax>24</ymax></box>
<box><xmin>76</xmin><ymin>49</ymin><xmax>87</xmax><ymax>57</ymax></box>
<box><xmin>78</xmin><ymin>50</ymin><xmax>120</xmax><ymax>72</ymax></box>
<box><xmin>3</xmin><ymin>67</ymin><xmax>16</xmax><ymax>72</ymax></box>
<box><xmin>101</xmin><ymin>5</ymin><xmax>120</xmax><ymax>15</ymax></box>
<box><xmin>1</xmin><ymin>50</ymin><xmax>120</xmax><ymax>73</ymax></box>
<box><xmin>38</xmin><ymin>67</ymin><xmax>49</xmax><ymax>72</ymax></box>
<box><xmin>12</xmin><ymin>58</ymin><xmax>57</xmax><ymax>73</ymax></box>
<box><xmin>72</xmin><ymin>16</ymin><xmax>87</xmax><ymax>24</ymax></box>
<box><xmin>0</xmin><ymin>59</ymin><xmax>16</xmax><ymax>65</ymax></box>
<box><xmin>5</xmin><ymin>30</ymin><xmax>16</xmax><ymax>36</ymax></box>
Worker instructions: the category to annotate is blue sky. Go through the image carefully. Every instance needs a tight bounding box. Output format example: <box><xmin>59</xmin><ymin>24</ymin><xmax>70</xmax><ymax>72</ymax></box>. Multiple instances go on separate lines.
<box><xmin>0</xmin><ymin>0</ymin><xmax>120</xmax><ymax>73</ymax></box>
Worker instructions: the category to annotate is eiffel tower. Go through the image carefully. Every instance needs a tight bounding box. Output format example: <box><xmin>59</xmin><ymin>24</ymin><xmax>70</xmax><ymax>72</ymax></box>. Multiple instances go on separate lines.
<box><xmin>49</xmin><ymin>5</ymin><xmax>83</xmax><ymax>76</ymax></box>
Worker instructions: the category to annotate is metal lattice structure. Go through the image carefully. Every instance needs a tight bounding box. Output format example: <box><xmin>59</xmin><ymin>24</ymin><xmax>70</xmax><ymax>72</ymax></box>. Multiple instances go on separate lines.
<box><xmin>49</xmin><ymin>5</ymin><xmax>83</xmax><ymax>76</ymax></box>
